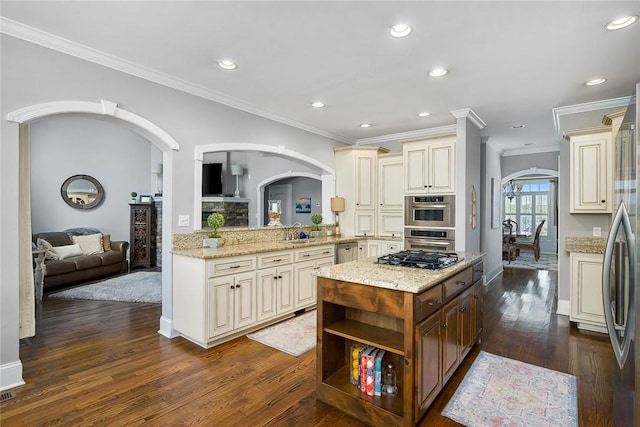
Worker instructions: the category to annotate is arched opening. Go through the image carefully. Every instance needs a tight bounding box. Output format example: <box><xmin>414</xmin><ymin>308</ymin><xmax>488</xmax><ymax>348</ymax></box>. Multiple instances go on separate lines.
<box><xmin>257</xmin><ymin>172</ymin><xmax>322</xmax><ymax>226</ymax></box>
<box><xmin>7</xmin><ymin>99</ymin><xmax>180</xmax><ymax>340</ymax></box>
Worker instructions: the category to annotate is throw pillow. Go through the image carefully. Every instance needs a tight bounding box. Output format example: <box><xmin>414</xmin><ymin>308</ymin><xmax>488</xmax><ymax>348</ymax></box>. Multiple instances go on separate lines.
<box><xmin>51</xmin><ymin>244</ymin><xmax>83</xmax><ymax>260</ymax></box>
<box><xmin>72</xmin><ymin>233</ymin><xmax>104</xmax><ymax>255</ymax></box>
<box><xmin>102</xmin><ymin>234</ymin><xmax>112</xmax><ymax>252</ymax></box>
<box><xmin>36</xmin><ymin>238</ymin><xmax>60</xmax><ymax>260</ymax></box>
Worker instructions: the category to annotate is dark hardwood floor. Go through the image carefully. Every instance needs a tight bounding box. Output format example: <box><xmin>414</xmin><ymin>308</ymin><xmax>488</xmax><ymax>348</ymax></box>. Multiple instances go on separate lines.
<box><xmin>1</xmin><ymin>268</ymin><xmax>616</xmax><ymax>426</ymax></box>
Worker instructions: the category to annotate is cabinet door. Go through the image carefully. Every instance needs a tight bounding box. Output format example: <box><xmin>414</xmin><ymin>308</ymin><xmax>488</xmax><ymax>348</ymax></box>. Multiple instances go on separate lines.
<box><xmin>442</xmin><ymin>299</ymin><xmax>460</xmax><ymax>384</ymax></box>
<box><xmin>404</xmin><ymin>144</ymin><xmax>428</xmax><ymax>194</ymax></box>
<box><xmin>277</xmin><ymin>265</ymin><xmax>294</xmax><ymax>314</ymax></box>
<box><xmin>472</xmin><ymin>280</ymin><xmax>483</xmax><ymax>343</ymax></box>
<box><xmin>570</xmin><ymin>253</ymin><xmax>605</xmax><ymax>329</ymax></box>
<box><xmin>367</xmin><ymin>241</ymin><xmax>382</xmax><ymax>257</ymax></box>
<box><xmin>415</xmin><ymin>312</ymin><xmax>443</xmax><ymax>418</ymax></box>
<box><xmin>570</xmin><ymin>132</ymin><xmax>612</xmax><ymax>213</ymax></box>
<box><xmin>357</xmin><ymin>240</ymin><xmax>368</xmax><ymax>259</ymax></box>
<box><xmin>355</xmin><ymin>153</ymin><xmax>376</xmax><ymax>210</ymax></box>
<box><xmin>234</xmin><ymin>272</ymin><xmax>256</xmax><ymax>329</ymax></box>
<box><xmin>355</xmin><ymin>211</ymin><xmax>376</xmax><ymax>236</ymax></box>
<box><xmin>257</xmin><ymin>268</ymin><xmax>278</xmax><ymax>321</ymax></box>
<box><xmin>208</xmin><ymin>276</ymin><xmax>234</xmax><ymax>339</ymax></box>
<box><xmin>378</xmin><ymin>212</ymin><xmax>403</xmax><ymax>237</ymax></box>
<box><xmin>458</xmin><ymin>287</ymin><xmax>474</xmax><ymax>360</ymax></box>
<box><xmin>294</xmin><ymin>260</ymin><xmax>317</xmax><ymax>309</ymax></box>
<box><xmin>428</xmin><ymin>142</ymin><xmax>455</xmax><ymax>194</ymax></box>
<box><xmin>378</xmin><ymin>156</ymin><xmax>404</xmax><ymax>210</ymax></box>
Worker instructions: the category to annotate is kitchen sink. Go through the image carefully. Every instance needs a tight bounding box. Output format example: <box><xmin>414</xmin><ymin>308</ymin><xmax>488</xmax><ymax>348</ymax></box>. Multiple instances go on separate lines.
<box><xmin>287</xmin><ymin>239</ymin><xmax>311</xmax><ymax>245</ymax></box>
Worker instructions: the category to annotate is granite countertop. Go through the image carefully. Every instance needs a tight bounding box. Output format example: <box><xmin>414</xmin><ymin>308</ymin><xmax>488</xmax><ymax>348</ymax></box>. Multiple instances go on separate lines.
<box><xmin>172</xmin><ymin>235</ymin><xmax>371</xmax><ymax>259</ymax></box>
<box><xmin>565</xmin><ymin>237</ymin><xmax>607</xmax><ymax>254</ymax></box>
<box><xmin>316</xmin><ymin>252</ymin><xmax>485</xmax><ymax>294</ymax></box>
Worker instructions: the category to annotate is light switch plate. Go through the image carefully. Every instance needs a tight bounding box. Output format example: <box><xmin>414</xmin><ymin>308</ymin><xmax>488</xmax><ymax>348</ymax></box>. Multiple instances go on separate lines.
<box><xmin>178</xmin><ymin>215</ymin><xmax>190</xmax><ymax>227</ymax></box>
<box><xmin>593</xmin><ymin>227</ymin><xmax>601</xmax><ymax>237</ymax></box>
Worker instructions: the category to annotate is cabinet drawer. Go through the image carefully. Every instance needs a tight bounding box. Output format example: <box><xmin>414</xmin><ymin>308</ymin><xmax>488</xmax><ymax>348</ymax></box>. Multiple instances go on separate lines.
<box><xmin>295</xmin><ymin>245</ymin><xmax>335</xmax><ymax>262</ymax></box>
<box><xmin>414</xmin><ymin>284</ymin><xmax>443</xmax><ymax>323</ymax></box>
<box><xmin>472</xmin><ymin>261</ymin><xmax>484</xmax><ymax>283</ymax></box>
<box><xmin>207</xmin><ymin>256</ymin><xmax>256</xmax><ymax>277</ymax></box>
<box><xmin>383</xmin><ymin>241</ymin><xmax>402</xmax><ymax>254</ymax></box>
<box><xmin>257</xmin><ymin>251</ymin><xmax>293</xmax><ymax>269</ymax></box>
<box><xmin>443</xmin><ymin>267</ymin><xmax>473</xmax><ymax>301</ymax></box>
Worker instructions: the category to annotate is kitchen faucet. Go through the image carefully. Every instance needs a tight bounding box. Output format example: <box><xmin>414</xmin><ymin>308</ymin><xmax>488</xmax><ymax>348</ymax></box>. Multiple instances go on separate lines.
<box><xmin>288</xmin><ymin>222</ymin><xmax>304</xmax><ymax>240</ymax></box>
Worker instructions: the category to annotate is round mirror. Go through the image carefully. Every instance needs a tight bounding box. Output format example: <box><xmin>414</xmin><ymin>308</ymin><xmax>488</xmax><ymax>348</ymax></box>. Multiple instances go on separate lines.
<box><xmin>60</xmin><ymin>175</ymin><xmax>105</xmax><ymax>209</ymax></box>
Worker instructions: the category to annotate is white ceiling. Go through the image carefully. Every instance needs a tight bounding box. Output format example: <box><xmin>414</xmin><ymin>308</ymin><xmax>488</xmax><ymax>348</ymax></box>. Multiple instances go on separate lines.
<box><xmin>1</xmin><ymin>1</ymin><xmax>639</xmax><ymax>154</ymax></box>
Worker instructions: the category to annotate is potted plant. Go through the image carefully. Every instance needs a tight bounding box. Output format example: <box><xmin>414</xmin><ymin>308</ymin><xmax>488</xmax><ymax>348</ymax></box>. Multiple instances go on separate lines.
<box><xmin>130</xmin><ymin>191</ymin><xmax>138</xmax><ymax>204</ymax></box>
<box><xmin>204</xmin><ymin>213</ymin><xmax>225</xmax><ymax>248</ymax></box>
<box><xmin>311</xmin><ymin>213</ymin><xmax>323</xmax><ymax>238</ymax></box>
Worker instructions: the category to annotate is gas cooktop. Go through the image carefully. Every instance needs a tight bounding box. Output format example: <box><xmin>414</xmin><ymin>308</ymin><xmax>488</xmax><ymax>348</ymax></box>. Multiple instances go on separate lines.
<box><xmin>377</xmin><ymin>250</ymin><xmax>461</xmax><ymax>270</ymax></box>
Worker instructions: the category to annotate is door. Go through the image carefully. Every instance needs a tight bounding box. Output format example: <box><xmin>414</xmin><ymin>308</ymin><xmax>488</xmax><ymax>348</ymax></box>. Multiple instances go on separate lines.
<box><xmin>233</xmin><ymin>272</ymin><xmax>256</xmax><ymax>329</ymax></box>
<box><xmin>267</xmin><ymin>184</ymin><xmax>292</xmax><ymax>225</ymax></box>
<box><xmin>415</xmin><ymin>313</ymin><xmax>443</xmax><ymax>418</ymax></box>
<box><xmin>208</xmin><ymin>276</ymin><xmax>234</xmax><ymax>339</ymax></box>
<box><xmin>257</xmin><ymin>268</ymin><xmax>277</xmax><ymax>321</ymax></box>
<box><xmin>294</xmin><ymin>260</ymin><xmax>317</xmax><ymax>308</ymax></box>
<box><xmin>442</xmin><ymin>299</ymin><xmax>460</xmax><ymax>384</ymax></box>
<box><xmin>277</xmin><ymin>266</ymin><xmax>294</xmax><ymax>314</ymax></box>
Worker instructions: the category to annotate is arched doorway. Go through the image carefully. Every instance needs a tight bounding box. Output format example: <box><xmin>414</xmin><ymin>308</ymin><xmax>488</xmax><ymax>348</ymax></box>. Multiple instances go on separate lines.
<box><xmin>7</xmin><ymin>99</ymin><xmax>180</xmax><ymax>340</ymax></box>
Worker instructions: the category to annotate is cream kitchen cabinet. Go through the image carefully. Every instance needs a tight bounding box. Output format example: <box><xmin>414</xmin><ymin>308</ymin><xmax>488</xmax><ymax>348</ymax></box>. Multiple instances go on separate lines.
<box><xmin>377</xmin><ymin>153</ymin><xmax>404</xmax><ymax>237</ymax></box>
<box><xmin>256</xmin><ymin>250</ymin><xmax>294</xmax><ymax>321</ymax></box>
<box><xmin>293</xmin><ymin>244</ymin><xmax>335</xmax><ymax>308</ymax></box>
<box><xmin>357</xmin><ymin>240</ymin><xmax>368</xmax><ymax>259</ymax></box>
<box><xmin>570</xmin><ymin>252</ymin><xmax>606</xmax><ymax>333</ymax></box>
<box><xmin>208</xmin><ymin>271</ymin><xmax>257</xmax><ymax>339</ymax></box>
<box><xmin>335</xmin><ymin>146</ymin><xmax>388</xmax><ymax>236</ymax></box>
<box><xmin>403</xmin><ymin>136</ymin><xmax>455</xmax><ymax>195</ymax></box>
<box><xmin>567</xmin><ymin>129</ymin><xmax>613</xmax><ymax>213</ymax></box>
<box><xmin>367</xmin><ymin>239</ymin><xmax>402</xmax><ymax>257</ymax></box>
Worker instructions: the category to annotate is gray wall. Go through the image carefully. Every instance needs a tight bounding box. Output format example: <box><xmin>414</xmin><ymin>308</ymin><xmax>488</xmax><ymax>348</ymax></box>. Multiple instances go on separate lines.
<box><xmin>30</xmin><ymin>116</ymin><xmax>159</xmax><ymax>241</ymax></box>
<box><xmin>0</xmin><ymin>34</ymin><xmax>345</xmax><ymax>389</ymax></box>
<box><xmin>265</xmin><ymin>176</ymin><xmax>322</xmax><ymax>226</ymax></box>
<box><xmin>481</xmin><ymin>141</ymin><xmax>504</xmax><ymax>282</ymax></box>
<box><xmin>501</xmin><ymin>151</ymin><xmax>558</xmax><ymax>177</ymax></box>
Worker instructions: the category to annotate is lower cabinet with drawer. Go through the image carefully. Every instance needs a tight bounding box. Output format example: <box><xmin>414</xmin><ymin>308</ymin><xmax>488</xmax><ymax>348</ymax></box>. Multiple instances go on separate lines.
<box><xmin>173</xmin><ymin>245</ymin><xmax>334</xmax><ymax>349</ymax></box>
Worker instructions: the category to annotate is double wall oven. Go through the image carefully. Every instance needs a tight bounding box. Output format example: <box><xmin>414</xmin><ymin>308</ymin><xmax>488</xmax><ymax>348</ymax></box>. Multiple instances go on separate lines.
<box><xmin>404</xmin><ymin>195</ymin><xmax>455</xmax><ymax>251</ymax></box>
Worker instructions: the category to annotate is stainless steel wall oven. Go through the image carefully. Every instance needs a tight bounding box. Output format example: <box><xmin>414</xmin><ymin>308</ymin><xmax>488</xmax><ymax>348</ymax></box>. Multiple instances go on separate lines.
<box><xmin>404</xmin><ymin>195</ymin><xmax>455</xmax><ymax>227</ymax></box>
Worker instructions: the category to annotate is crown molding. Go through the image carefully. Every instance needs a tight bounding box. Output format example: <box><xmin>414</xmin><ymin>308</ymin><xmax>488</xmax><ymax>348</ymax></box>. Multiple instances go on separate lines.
<box><xmin>356</xmin><ymin>124</ymin><xmax>457</xmax><ymax>145</ymax></box>
<box><xmin>500</xmin><ymin>144</ymin><xmax>560</xmax><ymax>157</ymax></box>
<box><xmin>552</xmin><ymin>96</ymin><xmax>632</xmax><ymax>134</ymax></box>
<box><xmin>0</xmin><ymin>17</ymin><xmax>354</xmax><ymax>144</ymax></box>
<box><xmin>449</xmin><ymin>107</ymin><xmax>487</xmax><ymax>130</ymax></box>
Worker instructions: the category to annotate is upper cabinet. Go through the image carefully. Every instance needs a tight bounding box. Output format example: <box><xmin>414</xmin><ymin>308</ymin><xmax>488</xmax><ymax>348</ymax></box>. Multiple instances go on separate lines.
<box><xmin>567</xmin><ymin>128</ymin><xmax>613</xmax><ymax>213</ymax></box>
<box><xmin>335</xmin><ymin>146</ymin><xmax>388</xmax><ymax>236</ymax></box>
<box><xmin>377</xmin><ymin>153</ymin><xmax>404</xmax><ymax>237</ymax></box>
<box><xmin>403</xmin><ymin>135</ymin><xmax>455</xmax><ymax>194</ymax></box>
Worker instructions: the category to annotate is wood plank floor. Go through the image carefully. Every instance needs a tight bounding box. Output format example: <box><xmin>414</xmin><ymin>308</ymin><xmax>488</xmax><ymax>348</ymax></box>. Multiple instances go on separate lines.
<box><xmin>1</xmin><ymin>268</ymin><xmax>616</xmax><ymax>426</ymax></box>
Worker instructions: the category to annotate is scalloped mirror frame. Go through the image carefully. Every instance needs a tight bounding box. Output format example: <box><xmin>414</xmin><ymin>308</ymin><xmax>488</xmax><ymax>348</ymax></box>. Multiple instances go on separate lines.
<box><xmin>60</xmin><ymin>174</ymin><xmax>105</xmax><ymax>209</ymax></box>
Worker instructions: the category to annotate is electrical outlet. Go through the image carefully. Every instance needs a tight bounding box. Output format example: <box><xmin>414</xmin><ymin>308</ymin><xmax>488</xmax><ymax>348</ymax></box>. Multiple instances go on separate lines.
<box><xmin>593</xmin><ymin>227</ymin><xmax>601</xmax><ymax>237</ymax></box>
<box><xmin>178</xmin><ymin>215</ymin><xmax>190</xmax><ymax>227</ymax></box>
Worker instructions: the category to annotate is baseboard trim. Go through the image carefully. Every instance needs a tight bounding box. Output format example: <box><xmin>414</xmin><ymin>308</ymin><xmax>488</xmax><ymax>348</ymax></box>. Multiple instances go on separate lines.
<box><xmin>485</xmin><ymin>265</ymin><xmax>503</xmax><ymax>285</ymax></box>
<box><xmin>556</xmin><ymin>299</ymin><xmax>570</xmax><ymax>316</ymax></box>
<box><xmin>158</xmin><ymin>315</ymin><xmax>179</xmax><ymax>339</ymax></box>
<box><xmin>0</xmin><ymin>360</ymin><xmax>25</xmax><ymax>392</ymax></box>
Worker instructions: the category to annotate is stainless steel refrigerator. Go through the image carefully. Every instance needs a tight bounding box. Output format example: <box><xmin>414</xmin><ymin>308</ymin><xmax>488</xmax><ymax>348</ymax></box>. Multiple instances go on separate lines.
<box><xmin>602</xmin><ymin>85</ymin><xmax>638</xmax><ymax>426</ymax></box>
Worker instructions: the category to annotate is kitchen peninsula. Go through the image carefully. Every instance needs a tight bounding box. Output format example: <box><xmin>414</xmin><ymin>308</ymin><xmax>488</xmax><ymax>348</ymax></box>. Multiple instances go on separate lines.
<box><xmin>315</xmin><ymin>252</ymin><xmax>484</xmax><ymax>427</ymax></box>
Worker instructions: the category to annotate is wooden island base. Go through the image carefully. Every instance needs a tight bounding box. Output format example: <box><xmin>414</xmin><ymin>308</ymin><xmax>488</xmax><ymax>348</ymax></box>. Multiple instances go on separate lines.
<box><xmin>316</xmin><ymin>258</ymin><xmax>483</xmax><ymax>427</ymax></box>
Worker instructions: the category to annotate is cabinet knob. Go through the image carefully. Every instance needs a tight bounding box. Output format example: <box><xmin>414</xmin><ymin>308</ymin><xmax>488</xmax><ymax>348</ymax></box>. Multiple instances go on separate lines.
<box><xmin>356</xmin><ymin>202</ymin><xmax>360</xmax><ymax>206</ymax></box>
<box><xmin>601</xmin><ymin>200</ymin><xmax>606</xmax><ymax>203</ymax></box>
<box><xmin>441</xmin><ymin>323</ymin><xmax>447</xmax><ymax>328</ymax></box>
<box><xmin>230</xmin><ymin>285</ymin><xmax>235</xmax><ymax>289</ymax></box>
<box><xmin>380</xmin><ymin>203</ymin><xmax>383</xmax><ymax>206</ymax></box>
<box><xmin>278</xmin><ymin>275</ymin><xmax>282</xmax><ymax>279</ymax></box>
<box><xmin>236</xmin><ymin>284</ymin><xmax>241</xmax><ymax>289</ymax></box>
<box><xmin>456</xmin><ymin>281</ymin><xmax>466</xmax><ymax>286</ymax></box>
<box><xmin>459</xmin><ymin>306</ymin><xmax>467</xmax><ymax>313</ymax></box>
<box><xmin>274</xmin><ymin>276</ymin><xmax>278</xmax><ymax>280</ymax></box>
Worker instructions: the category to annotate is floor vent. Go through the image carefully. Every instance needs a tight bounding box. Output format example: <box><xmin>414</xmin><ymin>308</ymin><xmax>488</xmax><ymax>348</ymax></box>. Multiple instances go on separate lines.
<box><xmin>0</xmin><ymin>390</ymin><xmax>17</xmax><ymax>402</ymax></box>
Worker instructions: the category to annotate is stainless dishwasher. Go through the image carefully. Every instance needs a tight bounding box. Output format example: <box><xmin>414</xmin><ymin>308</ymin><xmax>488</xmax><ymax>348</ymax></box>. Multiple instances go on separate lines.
<box><xmin>336</xmin><ymin>241</ymin><xmax>358</xmax><ymax>264</ymax></box>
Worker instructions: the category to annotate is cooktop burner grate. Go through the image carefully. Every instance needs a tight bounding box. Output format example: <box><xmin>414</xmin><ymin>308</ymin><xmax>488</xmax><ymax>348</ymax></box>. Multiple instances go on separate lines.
<box><xmin>377</xmin><ymin>250</ymin><xmax>461</xmax><ymax>270</ymax></box>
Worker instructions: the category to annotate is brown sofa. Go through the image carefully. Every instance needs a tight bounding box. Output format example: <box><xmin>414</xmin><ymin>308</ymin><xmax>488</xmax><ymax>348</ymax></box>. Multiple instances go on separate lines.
<box><xmin>33</xmin><ymin>230</ymin><xmax>129</xmax><ymax>291</ymax></box>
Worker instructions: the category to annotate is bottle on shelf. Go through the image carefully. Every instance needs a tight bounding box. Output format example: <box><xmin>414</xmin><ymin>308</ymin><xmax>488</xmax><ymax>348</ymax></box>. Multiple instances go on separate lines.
<box><xmin>382</xmin><ymin>362</ymin><xmax>398</xmax><ymax>396</ymax></box>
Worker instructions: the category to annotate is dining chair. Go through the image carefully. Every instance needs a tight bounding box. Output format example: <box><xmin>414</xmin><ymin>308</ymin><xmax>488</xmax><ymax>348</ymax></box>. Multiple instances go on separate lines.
<box><xmin>514</xmin><ymin>220</ymin><xmax>545</xmax><ymax>261</ymax></box>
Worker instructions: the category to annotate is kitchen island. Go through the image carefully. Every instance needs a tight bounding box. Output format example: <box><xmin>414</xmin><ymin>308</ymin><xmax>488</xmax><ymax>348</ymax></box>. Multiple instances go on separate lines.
<box><xmin>315</xmin><ymin>252</ymin><xmax>484</xmax><ymax>427</ymax></box>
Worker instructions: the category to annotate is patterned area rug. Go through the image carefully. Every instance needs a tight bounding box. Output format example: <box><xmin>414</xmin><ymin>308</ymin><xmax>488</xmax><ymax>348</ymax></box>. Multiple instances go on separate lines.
<box><xmin>246</xmin><ymin>310</ymin><xmax>316</xmax><ymax>357</ymax></box>
<box><xmin>504</xmin><ymin>252</ymin><xmax>558</xmax><ymax>271</ymax></box>
<box><xmin>442</xmin><ymin>351</ymin><xmax>577</xmax><ymax>427</ymax></box>
<box><xmin>49</xmin><ymin>271</ymin><xmax>161</xmax><ymax>303</ymax></box>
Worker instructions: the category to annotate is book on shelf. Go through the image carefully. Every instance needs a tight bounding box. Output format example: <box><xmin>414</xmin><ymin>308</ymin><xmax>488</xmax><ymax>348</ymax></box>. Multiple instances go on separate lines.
<box><xmin>366</xmin><ymin>348</ymin><xmax>378</xmax><ymax>396</ymax></box>
<box><xmin>359</xmin><ymin>346</ymin><xmax>376</xmax><ymax>393</ymax></box>
<box><xmin>374</xmin><ymin>349</ymin><xmax>386</xmax><ymax>396</ymax></box>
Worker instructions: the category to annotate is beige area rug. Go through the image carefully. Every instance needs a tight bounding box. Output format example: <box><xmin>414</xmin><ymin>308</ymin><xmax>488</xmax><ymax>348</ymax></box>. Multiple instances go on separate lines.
<box><xmin>442</xmin><ymin>351</ymin><xmax>577</xmax><ymax>427</ymax></box>
<box><xmin>48</xmin><ymin>271</ymin><xmax>161</xmax><ymax>303</ymax></box>
<box><xmin>504</xmin><ymin>252</ymin><xmax>558</xmax><ymax>271</ymax></box>
<box><xmin>246</xmin><ymin>310</ymin><xmax>316</xmax><ymax>357</ymax></box>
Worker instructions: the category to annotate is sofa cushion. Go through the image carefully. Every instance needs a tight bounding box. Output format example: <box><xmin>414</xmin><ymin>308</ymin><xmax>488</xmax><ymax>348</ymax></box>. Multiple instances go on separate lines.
<box><xmin>102</xmin><ymin>234</ymin><xmax>112</xmax><ymax>252</ymax></box>
<box><xmin>51</xmin><ymin>244</ymin><xmax>83</xmax><ymax>260</ymax></box>
<box><xmin>72</xmin><ymin>234</ymin><xmax>104</xmax><ymax>255</ymax></box>
<box><xmin>33</xmin><ymin>232</ymin><xmax>73</xmax><ymax>247</ymax></box>
<box><xmin>97</xmin><ymin>250</ymin><xmax>123</xmax><ymax>266</ymax></box>
<box><xmin>44</xmin><ymin>259</ymin><xmax>77</xmax><ymax>276</ymax></box>
<box><xmin>72</xmin><ymin>256</ymin><xmax>103</xmax><ymax>271</ymax></box>
<box><xmin>37</xmin><ymin>238</ymin><xmax>60</xmax><ymax>260</ymax></box>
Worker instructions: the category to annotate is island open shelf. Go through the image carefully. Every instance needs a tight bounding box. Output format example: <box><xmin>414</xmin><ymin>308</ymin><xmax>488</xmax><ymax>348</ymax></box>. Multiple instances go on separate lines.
<box><xmin>324</xmin><ymin>319</ymin><xmax>404</xmax><ymax>355</ymax></box>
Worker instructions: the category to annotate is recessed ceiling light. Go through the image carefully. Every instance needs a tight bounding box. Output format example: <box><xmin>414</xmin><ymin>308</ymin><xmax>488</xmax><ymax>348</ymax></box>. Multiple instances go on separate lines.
<box><xmin>585</xmin><ymin>78</ymin><xmax>607</xmax><ymax>86</ymax></box>
<box><xmin>512</xmin><ymin>124</ymin><xmax>525</xmax><ymax>129</ymax></box>
<box><xmin>605</xmin><ymin>15</ymin><xmax>639</xmax><ymax>30</ymax></box>
<box><xmin>390</xmin><ymin>23</ymin><xmax>412</xmax><ymax>38</ymax></box>
<box><xmin>417</xmin><ymin>112</ymin><xmax>431</xmax><ymax>117</ymax></box>
<box><xmin>360</xmin><ymin>123</ymin><xmax>372</xmax><ymax>128</ymax></box>
<box><xmin>429</xmin><ymin>68</ymin><xmax>448</xmax><ymax>77</ymax></box>
<box><xmin>311</xmin><ymin>101</ymin><xmax>325</xmax><ymax>108</ymax></box>
<box><xmin>218</xmin><ymin>60</ymin><xmax>237</xmax><ymax>70</ymax></box>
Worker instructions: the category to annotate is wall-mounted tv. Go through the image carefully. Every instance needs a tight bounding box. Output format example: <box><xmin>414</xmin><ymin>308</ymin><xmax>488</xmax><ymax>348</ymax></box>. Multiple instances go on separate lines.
<box><xmin>202</xmin><ymin>163</ymin><xmax>223</xmax><ymax>196</ymax></box>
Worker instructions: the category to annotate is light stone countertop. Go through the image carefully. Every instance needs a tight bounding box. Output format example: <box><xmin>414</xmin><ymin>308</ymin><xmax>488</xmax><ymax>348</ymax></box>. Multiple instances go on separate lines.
<box><xmin>316</xmin><ymin>252</ymin><xmax>485</xmax><ymax>294</ymax></box>
<box><xmin>565</xmin><ymin>237</ymin><xmax>607</xmax><ymax>254</ymax></box>
<box><xmin>172</xmin><ymin>235</ymin><xmax>371</xmax><ymax>259</ymax></box>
